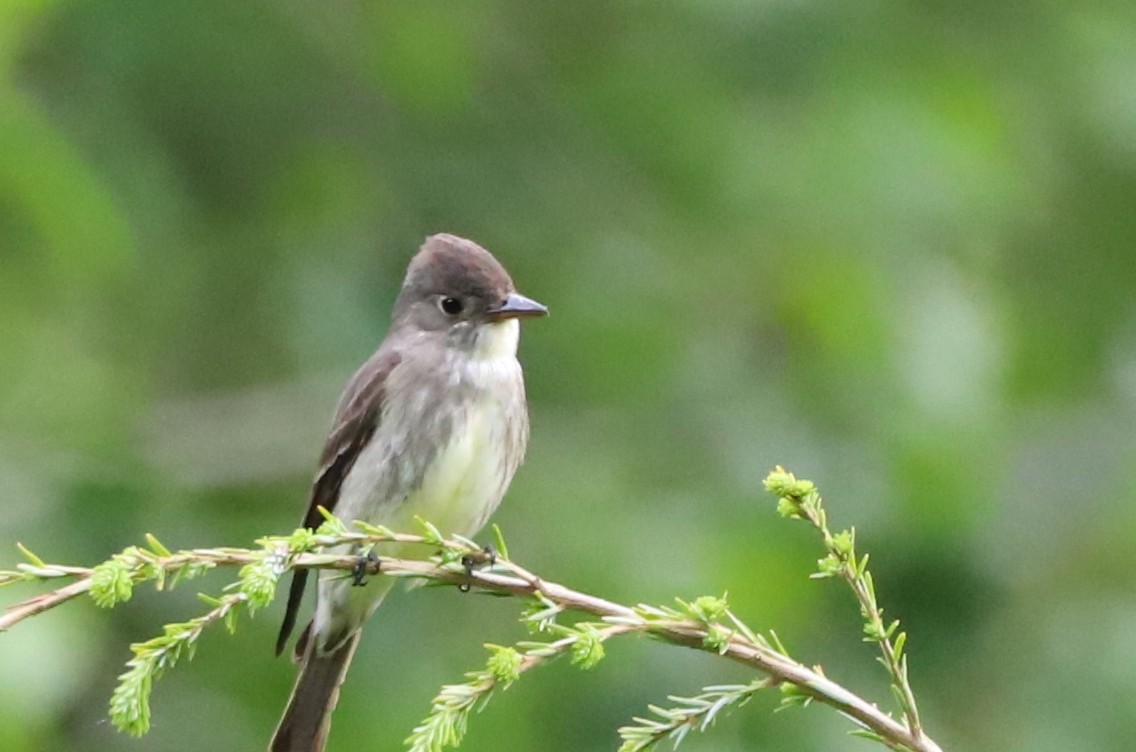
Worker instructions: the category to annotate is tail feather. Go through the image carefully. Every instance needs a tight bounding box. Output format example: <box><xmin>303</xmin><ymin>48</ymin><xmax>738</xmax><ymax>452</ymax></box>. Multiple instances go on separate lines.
<box><xmin>269</xmin><ymin>631</ymin><xmax>361</xmax><ymax>752</ymax></box>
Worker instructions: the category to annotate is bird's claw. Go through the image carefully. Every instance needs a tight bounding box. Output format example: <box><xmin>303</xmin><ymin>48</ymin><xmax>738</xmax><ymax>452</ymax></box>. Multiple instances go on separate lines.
<box><xmin>351</xmin><ymin>550</ymin><xmax>380</xmax><ymax>586</ymax></box>
<box><xmin>461</xmin><ymin>544</ymin><xmax>496</xmax><ymax>574</ymax></box>
<box><xmin>458</xmin><ymin>545</ymin><xmax>497</xmax><ymax>593</ymax></box>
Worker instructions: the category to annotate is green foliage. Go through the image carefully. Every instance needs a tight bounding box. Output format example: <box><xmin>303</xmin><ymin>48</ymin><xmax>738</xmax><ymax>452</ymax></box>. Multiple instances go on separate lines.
<box><xmin>685</xmin><ymin>594</ymin><xmax>729</xmax><ymax>623</ymax></box>
<box><xmin>407</xmin><ymin>613</ymin><xmax>625</xmax><ymax>752</ymax></box>
<box><xmin>402</xmin><ymin>472</ymin><xmax>941</xmax><ymax>752</ymax></box>
<box><xmin>777</xmin><ymin>682</ymin><xmax>813</xmax><ymax>712</ymax></box>
<box><xmin>618</xmin><ymin>679</ymin><xmax>772</xmax><ymax>752</ymax></box>
<box><xmin>314</xmin><ymin>508</ymin><xmax>348</xmax><ymax>537</ymax></box>
<box><xmin>569</xmin><ymin>624</ymin><xmax>606</xmax><ymax>670</ymax></box>
<box><xmin>89</xmin><ymin>559</ymin><xmax>134</xmax><ymax>608</ymax></box>
<box><xmin>108</xmin><ymin>592</ymin><xmax>248</xmax><ymax>736</ymax></box>
<box><xmin>237</xmin><ymin>558</ymin><xmax>277</xmax><ymax>612</ymax></box>
<box><xmin>287</xmin><ymin>527</ymin><xmax>317</xmax><ymax>553</ymax></box>
<box><xmin>3</xmin><ymin>490</ymin><xmax>941</xmax><ymax>751</ymax></box>
<box><xmin>404</xmin><ymin>659</ymin><xmax>498</xmax><ymax>752</ymax></box>
<box><xmin>763</xmin><ymin>468</ymin><xmax>927</xmax><ymax>741</ymax></box>
<box><xmin>414</xmin><ymin>517</ymin><xmax>446</xmax><ymax>547</ymax></box>
<box><xmin>484</xmin><ymin>645</ymin><xmax>523</xmax><ymax>685</ymax></box>
<box><xmin>4</xmin><ymin>4</ymin><xmax>1136</xmax><ymax>748</ymax></box>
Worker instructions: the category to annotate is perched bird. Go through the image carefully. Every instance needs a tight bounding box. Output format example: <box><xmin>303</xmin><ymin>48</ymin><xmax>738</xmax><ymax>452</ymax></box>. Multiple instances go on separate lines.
<box><xmin>270</xmin><ymin>234</ymin><xmax>547</xmax><ymax>752</ymax></box>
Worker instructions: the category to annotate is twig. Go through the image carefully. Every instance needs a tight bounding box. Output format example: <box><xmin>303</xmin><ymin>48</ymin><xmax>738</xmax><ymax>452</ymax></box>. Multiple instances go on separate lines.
<box><xmin>765</xmin><ymin>467</ymin><xmax>940</xmax><ymax>752</ymax></box>
<box><xmin>1</xmin><ymin>511</ymin><xmax>944</xmax><ymax>752</ymax></box>
<box><xmin>0</xmin><ymin>578</ymin><xmax>92</xmax><ymax>631</ymax></box>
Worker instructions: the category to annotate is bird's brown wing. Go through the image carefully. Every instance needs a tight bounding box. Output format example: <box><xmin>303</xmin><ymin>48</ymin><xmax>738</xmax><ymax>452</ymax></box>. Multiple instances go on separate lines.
<box><xmin>275</xmin><ymin>349</ymin><xmax>402</xmax><ymax>656</ymax></box>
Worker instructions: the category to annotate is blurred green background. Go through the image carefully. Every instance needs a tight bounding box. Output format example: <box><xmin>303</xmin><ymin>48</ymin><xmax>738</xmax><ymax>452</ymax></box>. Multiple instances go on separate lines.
<box><xmin>4</xmin><ymin>1</ymin><xmax>1136</xmax><ymax>750</ymax></box>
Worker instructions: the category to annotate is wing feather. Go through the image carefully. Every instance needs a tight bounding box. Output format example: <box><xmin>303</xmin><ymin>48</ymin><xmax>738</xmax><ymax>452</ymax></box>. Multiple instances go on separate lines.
<box><xmin>275</xmin><ymin>349</ymin><xmax>401</xmax><ymax>655</ymax></box>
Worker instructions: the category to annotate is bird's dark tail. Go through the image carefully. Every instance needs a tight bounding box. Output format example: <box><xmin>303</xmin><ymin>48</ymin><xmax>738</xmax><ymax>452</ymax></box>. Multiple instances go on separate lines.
<box><xmin>269</xmin><ymin>630</ymin><xmax>361</xmax><ymax>752</ymax></box>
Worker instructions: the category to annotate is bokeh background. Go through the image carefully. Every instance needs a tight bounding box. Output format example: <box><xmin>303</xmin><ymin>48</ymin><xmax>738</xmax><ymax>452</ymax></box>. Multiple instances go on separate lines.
<box><xmin>4</xmin><ymin>1</ymin><xmax>1136</xmax><ymax>750</ymax></box>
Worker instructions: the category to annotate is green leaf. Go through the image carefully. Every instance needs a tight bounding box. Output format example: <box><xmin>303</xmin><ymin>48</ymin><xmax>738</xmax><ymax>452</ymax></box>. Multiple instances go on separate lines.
<box><xmin>893</xmin><ymin>631</ymin><xmax>907</xmax><ymax>661</ymax></box>
<box><xmin>15</xmin><ymin>543</ymin><xmax>47</xmax><ymax>568</ymax></box>
<box><xmin>849</xmin><ymin>728</ymin><xmax>886</xmax><ymax>742</ymax></box>
<box><xmin>314</xmin><ymin>507</ymin><xmax>347</xmax><ymax>536</ymax></box>
<box><xmin>197</xmin><ymin>592</ymin><xmax>223</xmax><ymax>607</ymax></box>
<box><xmin>491</xmin><ymin>524</ymin><xmax>509</xmax><ymax>561</ymax></box>
<box><xmin>144</xmin><ymin>534</ymin><xmax>173</xmax><ymax>558</ymax></box>
<box><xmin>768</xmin><ymin>629</ymin><xmax>790</xmax><ymax>655</ymax></box>
<box><xmin>414</xmin><ymin>517</ymin><xmax>445</xmax><ymax>546</ymax></box>
<box><xmin>776</xmin><ymin>682</ymin><xmax>813</xmax><ymax>711</ymax></box>
<box><xmin>353</xmin><ymin>520</ymin><xmax>396</xmax><ymax>538</ymax></box>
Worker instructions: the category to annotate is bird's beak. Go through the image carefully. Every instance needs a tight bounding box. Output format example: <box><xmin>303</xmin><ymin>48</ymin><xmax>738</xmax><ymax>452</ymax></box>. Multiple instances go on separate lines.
<box><xmin>487</xmin><ymin>292</ymin><xmax>548</xmax><ymax>322</ymax></box>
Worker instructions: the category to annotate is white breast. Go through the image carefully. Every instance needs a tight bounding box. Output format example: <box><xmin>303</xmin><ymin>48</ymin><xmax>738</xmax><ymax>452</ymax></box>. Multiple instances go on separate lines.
<box><xmin>380</xmin><ymin>318</ymin><xmax>524</xmax><ymax>535</ymax></box>
<box><xmin>404</xmin><ymin>388</ymin><xmax>514</xmax><ymax>536</ymax></box>
<box><xmin>314</xmin><ymin>319</ymin><xmax>528</xmax><ymax>649</ymax></box>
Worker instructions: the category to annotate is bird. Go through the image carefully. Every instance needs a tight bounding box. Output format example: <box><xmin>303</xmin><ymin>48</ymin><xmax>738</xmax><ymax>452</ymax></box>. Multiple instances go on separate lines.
<box><xmin>270</xmin><ymin>233</ymin><xmax>547</xmax><ymax>752</ymax></box>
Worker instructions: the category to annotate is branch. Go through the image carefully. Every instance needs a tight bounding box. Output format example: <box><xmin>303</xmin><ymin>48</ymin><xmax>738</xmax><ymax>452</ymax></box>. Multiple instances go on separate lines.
<box><xmin>765</xmin><ymin>467</ymin><xmax>938</xmax><ymax>751</ymax></box>
<box><xmin>0</xmin><ymin>578</ymin><xmax>92</xmax><ymax>631</ymax></box>
<box><xmin>0</xmin><ymin>477</ymin><xmax>944</xmax><ymax>752</ymax></box>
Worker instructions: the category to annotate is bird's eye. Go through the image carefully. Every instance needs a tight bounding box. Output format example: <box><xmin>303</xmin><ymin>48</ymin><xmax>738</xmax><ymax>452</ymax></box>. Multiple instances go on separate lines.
<box><xmin>439</xmin><ymin>297</ymin><xmax>463</xmax><ymax>315</ymax></box>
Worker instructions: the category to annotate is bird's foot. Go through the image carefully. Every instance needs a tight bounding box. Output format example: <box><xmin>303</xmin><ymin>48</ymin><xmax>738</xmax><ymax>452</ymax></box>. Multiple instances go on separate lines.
<box><xmin>351</xmin><ymin>550</ymin><xmax>380</xmax><ymax>586</ymax></box>
<box><xmin>461</xmin><ymin>544</ymin><xmax>496</xmax><ymax>573</ymax></box>
<box><xmin>458</xmin><ymin>545</ymin><xmax>496</xmax><ymax>592</ymax></box>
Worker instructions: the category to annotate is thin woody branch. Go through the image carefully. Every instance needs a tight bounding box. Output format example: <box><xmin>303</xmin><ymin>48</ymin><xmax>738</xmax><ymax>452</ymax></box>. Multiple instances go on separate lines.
<box><xmin>0</xmin><ymin>578</ymin><xmax>93</xmax><ymax>631</ymax></box>
<box><xmin>1</xmin><ymin>525</ymin><xmax>943</xmax><ymax>752</ymax></box>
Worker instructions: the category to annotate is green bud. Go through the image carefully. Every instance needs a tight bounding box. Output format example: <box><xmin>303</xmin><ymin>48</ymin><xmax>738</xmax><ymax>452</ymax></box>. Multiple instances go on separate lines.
<box><xmin>690</xmin><ymin>594</ymin><xmax>729</xmax><ymax>622</ymax></box>
<box><xmin>831</xmin><ymin>529</ymin><xmax>854</xmax><ymax>556</ymax></box>
<box><xmin>485</xmin><ymin>644</ymin><xmax>523</xmax><ymax>685</ymax></box>
<box><xmin>862</xmin><ymin>620</ymin><xmax>886</xmax><ymax>641</ymax></box>
<box><xmin>790</xmin><ymin>481</ymin><xmax>816</xmax><ymax>499</ymax></box>
<box><xmin>780</xmin><ymin>681</ymin><xmax>807</xmax><ymax>698</ymax></box>
<box><xmin>314</xmin><ymin>518</ymin><xmax>346</xmax><ymax>537</ymax></box>
<box><xmin>816</xmin><ymin>553</ymin><xmax>842</xmax><ymax>577</ymax></box>
<box><xmin>765</xmin><ymin>467</ymin><xmax>816</xmax><ymax>498</ymax></box>
<box><xmin>90</xmin><ymin>559</ymin><xmax>134</xmax><ymax>608</ymax></box>
<box><xmin>776</xmin><ymin>497</ymin><xmax>802</xmax><ymax>519</ymax></box>
<box><xmin>239</xmin><ymin>560</ymin><xmax>277</xmax><ymax>611</ymax></box>
<box><xmin>288</xmin><ymin>528</ymin><xmax>317</xmax><ymax>553</ymax></box>
<box><xmin>778</xmin><ymin>681</ymin><xmax>812</xmax><ymax>708</ymax></box>
<box><xmin>702</xmin><ymin>623</ymin><xmax>731</xmax><ymax>654</ymax></box>
<box><xmin>438</xmin><ymin>545</ymin><xmax>466</xmax><ymax>566</ymax></box>
<box><xmin>570</xmin><ymin>626</ymin><xmax>606</xmax><ymax>669</ymax></box>
<box><xmin>763</xmin><ymin>468</ymin><xmax>795</xmax><ymax>496</ymax></box>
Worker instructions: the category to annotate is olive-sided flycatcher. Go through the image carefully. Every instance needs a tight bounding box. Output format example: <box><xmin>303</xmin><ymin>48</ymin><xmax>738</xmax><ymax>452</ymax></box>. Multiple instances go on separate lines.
<box><xmin>270</xmin><ymin>234</ymin><xmax>547</xmax><ymax>751</ymax></box>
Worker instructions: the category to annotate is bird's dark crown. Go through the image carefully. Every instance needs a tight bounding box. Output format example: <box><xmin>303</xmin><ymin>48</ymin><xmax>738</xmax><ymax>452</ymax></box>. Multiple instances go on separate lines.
<box><xmin>403</xmin><ymin>233</ymin><xmax>516</xmax><ymax>301</ymax></box>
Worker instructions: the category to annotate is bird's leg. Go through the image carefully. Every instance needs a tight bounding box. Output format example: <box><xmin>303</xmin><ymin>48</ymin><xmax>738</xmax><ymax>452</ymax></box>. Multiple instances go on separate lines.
<box><xmin>351</xmin><ymin>549</ymin><xmax>380</xmax><ymax>586</ymax></box>
<box><xmin>458</xmin><ymin>545</ymin><xmax>497</xmax><ymax>592</ymax></box>
<box><xmin>458</xmin><ymin>545</ymin><xmax>496</xmax><ymax>591</ymax></box>
<box><xmin>461</xmin><ymin>544</ymin><xmax>496</xmax><ymax>574</ymax></box>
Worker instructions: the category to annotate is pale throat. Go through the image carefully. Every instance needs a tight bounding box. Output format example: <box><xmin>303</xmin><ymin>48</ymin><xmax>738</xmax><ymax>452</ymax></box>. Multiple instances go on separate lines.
<box><xmin>471</xmin><ymin>318</ymin><xmax>520</xmax><ymax>362</ymax></box>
